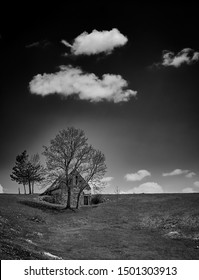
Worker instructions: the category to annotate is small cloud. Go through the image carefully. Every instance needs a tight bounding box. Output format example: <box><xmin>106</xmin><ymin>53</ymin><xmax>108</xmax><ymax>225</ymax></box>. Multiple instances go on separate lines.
<box><xmin>26</xmin><ymin>40</ymin><xmax>51</xmax><ymax>49</ymax></box>
<box><xmin>122</xmin><ymin>182</ymin><xmax>163</xmax><ymax>194</ymax></box>
<box><xmin>155</xmin><ymin>48</ymin><xmax>199</xmax><ymax>68</ymax></box>
<box><xmin>182</xmin><ymin>187</ymin><xmax>195</xmax><ymax>193</ymax></box>
<box><xmin>194</xmin><ymin>181</ymin><xmax>199</xmax><ymax>187</ymax></box>
<box><xmin>0</xmin><ymin>184</ymin><xmax>4</xmax><ymax>193</ymax></box>
<box><xmin>29</xmin><ymin>65</ymin><xmax>137</xmax><ymax>103</ymax></box>
<box><xmin>124</xmin><ymin>170</ymin><xmax>151</xmax><ymax>181</ymax></box>
<box><xmin>162</xmin><ymin>169</ymin><xmax>189</xmax><ymax>176</ymax></box>
<box><xmin>101</xmin><ymin>177</ymin><xmax>114</xmax><ymax>182</ymax></box>
<box><xmin>61</xmin><ymin>28</ymin><xmax>128</xmax><ymax>56</ymax></box>
<box><xmin>185</xmin><ymin>172</ymin><xmax>196</xmax><ymax>178</ymax></box>
<box><xmin>61</xmin><ymin>39</ymin><xmax>72</xmax><ymax>48</ymax></box>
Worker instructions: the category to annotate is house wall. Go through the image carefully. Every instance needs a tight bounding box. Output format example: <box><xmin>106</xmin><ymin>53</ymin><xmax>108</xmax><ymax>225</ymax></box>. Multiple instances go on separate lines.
<box><xmin>45</xmin><ymin>173</ymin><xmax>91</xmax><ymax>207</ymax></box>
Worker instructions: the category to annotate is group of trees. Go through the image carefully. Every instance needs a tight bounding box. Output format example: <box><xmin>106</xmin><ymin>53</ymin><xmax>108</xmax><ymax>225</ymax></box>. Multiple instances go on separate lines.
<box><xmin>10</xmin><ymin>127</ymin><xmax>107</xmax><ymax>209</ymax></box>
<box><xmin>10</xmin><ymin>151</ymin><xmax>44</xmax><ymax>194</ymax></box>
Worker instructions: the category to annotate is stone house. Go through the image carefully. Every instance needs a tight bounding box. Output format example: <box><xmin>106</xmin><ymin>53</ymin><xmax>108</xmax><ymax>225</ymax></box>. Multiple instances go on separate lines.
<box><xmin>40</xmin><ymin>170</ymin><xmax>91</xmax><ymax>207</ymax></box>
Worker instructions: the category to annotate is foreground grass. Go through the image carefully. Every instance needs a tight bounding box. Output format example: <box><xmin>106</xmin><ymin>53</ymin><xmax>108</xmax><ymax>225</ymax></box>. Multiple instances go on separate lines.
<box><xmin>0</xmin><ymin>193</ymin><xmax>199</xmax><ymax>259</ymax></box>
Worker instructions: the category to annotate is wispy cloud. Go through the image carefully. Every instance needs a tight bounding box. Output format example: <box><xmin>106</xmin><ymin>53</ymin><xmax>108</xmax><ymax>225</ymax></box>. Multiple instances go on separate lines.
<box><xmin>155</xmin><ymin>48</ymin><xmax>199</xmax><ymax>68</ymax></box>
<box><xmin>61</xmin><ymin>28</ymin><xmax>128</xmax><ymax>56</ymax></box>
<box><xmin>194</xmin><ymin>181</ymin><xmax>199</xmax><ymax>187</ymax></box>
<box><xmin>61</xmin><ymin>39</ymin><xmax>72</xmax><ymax>48</ymax></box>
<box><xmin>0</xmin><ymin>184</ymin><xmax>4</xmax><ymax>193</ymax></box>
<box><xmin>121</xmin><ymin>182</ymin><xmax>163</xmax><ymax>194</ymax></box>
<box><xmin>185</xmin><ymin>172</ymin><xmax>196</xmax><ymax>178</ymax></box>
<box><xmin>182</xmin><ymin>187</ymin><xmax>195</xmax><ymax>193</ymax></box>
<box><xmin>101</xmin><ymin>177</ymin><xmax>114</xmax><ymax>182</ymax></box>
<box><xmin>29</xmin><ymin>65</ymin><xmax>137</xmax><ymax>103</ymax></box>
<box><xmin>26</xmin><ymin>40</ymin><xmax>51</xmax><ymax>49</ymax></box>
<box><xmin>124</xmin><ymin>170</ymin><xmax>151</xmax><ymax>181</ymax></box>
<box><xmin>162</xmin><ymin>169</ymin><xmax>192</xmax><ymax>177</ymax></box>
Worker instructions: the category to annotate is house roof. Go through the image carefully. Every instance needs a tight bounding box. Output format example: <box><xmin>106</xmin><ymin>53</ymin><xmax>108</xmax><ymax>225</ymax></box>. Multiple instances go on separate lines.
<box><xmin>40</xmin><ymin>171</ymin><xmax>90</xmax><ymax>196</ymax></box>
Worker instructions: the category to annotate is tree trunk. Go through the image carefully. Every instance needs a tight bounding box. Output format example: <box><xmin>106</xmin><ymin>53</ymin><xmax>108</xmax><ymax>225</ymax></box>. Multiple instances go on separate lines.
<box><xmin>76</xmin><ymin>191</ymin><xmax>82</xmax><ymax>209</ymax></box>
<box><xmin>28</xmin><ymin>180</ymin><xmax>32</xmax><ymax>194</ymax></box>
<box><xmin>18</xmin><ymin>187</ymin><xmax>20</xmax><ymax>195</ymax></box>
<box><xmin>23</xmin><ymin>183</ymin><xmax>26</xmax><ymax>194</ymax></box>
<box><xmin>66</xmin><ymin>186</ymin><xmax>71</xmax><ymax>208</ymax></box>
<box><xmin>65</xmin><ymin>171</ymin><xmax>72</xmax><ymax>209</ymax></box>
<box><xmin>32</xmin><ymin>181</ymin><xmax>34</xmax><ymax>194</ymax></box>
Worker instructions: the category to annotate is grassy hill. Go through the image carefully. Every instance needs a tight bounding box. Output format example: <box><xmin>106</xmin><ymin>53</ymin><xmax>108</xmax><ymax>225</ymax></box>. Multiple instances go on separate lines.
<box><xmin>0</xmin><ymin>193</ymin><xmax>199</xmax><ymax>259</ymax></box>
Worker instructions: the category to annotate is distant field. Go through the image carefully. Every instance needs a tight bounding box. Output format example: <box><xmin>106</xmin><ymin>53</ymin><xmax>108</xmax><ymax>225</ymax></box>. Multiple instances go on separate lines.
<box><xmin>0</xmin><ymin>193</ymin><xmax>199</xmax><ymax>259</ymax></box>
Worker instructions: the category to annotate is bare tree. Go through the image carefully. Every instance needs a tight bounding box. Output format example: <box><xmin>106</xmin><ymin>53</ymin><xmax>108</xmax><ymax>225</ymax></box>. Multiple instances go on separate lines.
<box><xmin>114</xmin><ymin>186</ymin><xmax>120</xmax><ymax>203</ymax></box>
<box><xmin>76</xmin><ymin>149</ymin><xmax>107</xmax><ymax>209</ymax></box>
<box><xmin>29</xmin><ymin>153</ymin><xmax>45</xmax><ymax>194</ymax></box>
<box><xmin>42</xmin><ymin>127</ymin><xmax>100</xmax><ymax>209</ymax></box>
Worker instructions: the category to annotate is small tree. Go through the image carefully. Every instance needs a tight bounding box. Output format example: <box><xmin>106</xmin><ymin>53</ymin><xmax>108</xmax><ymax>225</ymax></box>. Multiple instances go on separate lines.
<box><xmin>29</xmin><ymin>154</ymin><xmax>45</xmax><ymax>194</ymax></box>
<box><xmin>10</xmin><ymin>150</ymin><xmax>29</xmax><ymax>194</ymax></box>
<box><xmin>115</xmin><ymin>186</ymin><xmax>120</xmax><ymax>203</ymax></box>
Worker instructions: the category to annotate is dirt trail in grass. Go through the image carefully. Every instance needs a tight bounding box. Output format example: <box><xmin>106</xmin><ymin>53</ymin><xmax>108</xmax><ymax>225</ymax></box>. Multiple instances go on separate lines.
<box><xmin>0</xmin><ymin>194</ymin><xmax>199</xmax><ymax>259</ymax></box>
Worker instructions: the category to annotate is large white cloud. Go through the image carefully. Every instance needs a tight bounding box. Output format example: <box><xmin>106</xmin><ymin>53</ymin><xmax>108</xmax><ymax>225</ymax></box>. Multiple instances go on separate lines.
<box><xmin>29</xmin><ymin>65</ymin><xmax>137</xmax><ymax>103</ymax></box>
<box><xmin>0</xmin><ymin>184</ymin><xmax>4</xmax><ymax>193</ymax></box>
<box><xmin>61</xmin><ymin>28</ymin><xmax>128</xmax><ymax>55</ymax></box>
<box><xmin>162</xmin><ymin>169</ymin><xmax>190</xmax><ymax>177</ymax></box>
<box><xmin>124</xmin><ymin>170</ymin><xmax>151</xmax><ymax>181</ymax></box>
<box><xmin>160</xmin><ymin>48</ymin><xmax>199</xmax><ymax>67</ymax></box>
<box><xmin>122</xmin><ymin>182</ymin><xmax>163</xmax><ymax>194</ymax></box>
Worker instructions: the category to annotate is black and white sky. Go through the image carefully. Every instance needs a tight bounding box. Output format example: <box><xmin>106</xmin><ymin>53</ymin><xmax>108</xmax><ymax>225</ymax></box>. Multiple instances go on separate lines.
<box><xmin>1</xmin><ymin>2</ymin><xmax>199</xmax><ymax>194</ymax></box>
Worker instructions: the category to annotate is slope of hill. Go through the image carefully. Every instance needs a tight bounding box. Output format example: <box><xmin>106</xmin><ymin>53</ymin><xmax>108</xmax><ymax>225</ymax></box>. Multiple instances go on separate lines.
<box><xmin>0</xmin><ymin>193</ymin><xmax>199</xmax><ymax>259</ymax></box>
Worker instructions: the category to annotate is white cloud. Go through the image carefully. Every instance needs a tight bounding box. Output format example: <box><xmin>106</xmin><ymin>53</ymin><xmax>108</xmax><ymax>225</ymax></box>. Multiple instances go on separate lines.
<box><xmin>0</xmin><ymin>184</ymin><xmax>4</xmax><ymax>193</ymax></box>
<box><xmin>29</xmin><ymin>65</ymin><xmax>137</xmax><ymax>103</ymax></box>
<box><xmin>124</xmin><ymin>170</ymin><xmax>151</xmax><ymax>181</ymax></box>
<box><xmin>160</xmin><ymin>48</ymin><xmax>199</xmax><ymax>67</ymax></box>
<box><xmin>194</xmin><ymin>181</ymin><xmax>199</xmax><ymax>187</ymax></box>
<box><xmin>122</xmin><ymin>182</ymin><xmax>163</xmax><ymax>194</ymax></box>
<box><xmin>162</xmin><ymin>169</ymin><xmax>190</xmax><ymax>176</ymax></box>
<box><xmin>182</xmin><ymin>187</ymin><xmax>195</xmax><ymax>193</ymax></box>
<box><xmin>185</xmin><ymin>172</ymin><xmax>196</xmax><ymax>178</ymax></box>
<box><xmin>101</xmin><ymin>177</ymin><xmax>114</xmax><ymax>182</ymax></box>
<box><xmin>61</xmin><ymin>28</ymin><xmax>128</xmax><ymax>56</ymax></box>
<box><xmin>61</xmin><ymin>39</ymin><xmax>72</xmax><ymax>48</ymax></box>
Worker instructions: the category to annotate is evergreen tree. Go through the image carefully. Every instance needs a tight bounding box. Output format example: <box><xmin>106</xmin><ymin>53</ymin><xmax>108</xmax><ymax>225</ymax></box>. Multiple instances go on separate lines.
<box><xmin>10</xmin><ymin>151</ymin><xmax>44</xmax><ymax>194</ymax></box>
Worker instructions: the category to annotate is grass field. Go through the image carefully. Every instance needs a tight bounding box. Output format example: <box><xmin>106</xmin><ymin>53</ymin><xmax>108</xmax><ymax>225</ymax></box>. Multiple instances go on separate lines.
<box><xmin>0</xmin><ymin>193</ymin><xmax>199</xmax><ymax>259</ymax></box>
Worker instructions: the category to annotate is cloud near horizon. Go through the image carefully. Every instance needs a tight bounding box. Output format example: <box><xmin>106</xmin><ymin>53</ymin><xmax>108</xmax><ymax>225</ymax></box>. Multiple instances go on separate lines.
<box><xmin>101</xmin><ymin>177</ymin><xmax>114</xmax><ymax>182</ymax></box>
<box><xmin>158</xmin><ymin>48</ymin><xmax>199</xmax><ymax>68</ymax></box>
<box><xmin>29</xmin><ymin>65</ymin><xmax>137</xmax><ymax>103</ymax></box>
<box><xmin>162</xmin><ymin>169</ymin><xmax>194</xmax><ymax>177</ymax></box>
<box><xmin>61</xmin><ymin>28</ymin><xmax>128</xmax><ymax>55</ymax></box>
<box><xmin>0</xmin><ymin>184</ymin><xmax>4</xmax><ymax>193</ymax></box>
<box><xmin>194</xmin><ymin>181</ymin><xmax>199</xmax><ymax>187</ymax></box>
<box><xmin>121</xmin><ymin>182</ymin><xmax>163</xmax><ymax>194</ymax></box>
<box><xmin>124</xmin><ymin>170</ymin><xmax>151</xmax><ymax>181</ymax></box>
<box><xmin>182</xmin><ymin>187</ymin><xmax>195</xmax><ymax>193</ymax></box>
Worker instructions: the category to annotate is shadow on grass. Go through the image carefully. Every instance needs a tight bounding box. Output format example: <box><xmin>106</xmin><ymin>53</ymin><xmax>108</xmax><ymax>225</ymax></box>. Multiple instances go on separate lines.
<box><xmin>18</xmin><ymin>200</ymin><xmax>65</xmax><ymax>213</ymax></box>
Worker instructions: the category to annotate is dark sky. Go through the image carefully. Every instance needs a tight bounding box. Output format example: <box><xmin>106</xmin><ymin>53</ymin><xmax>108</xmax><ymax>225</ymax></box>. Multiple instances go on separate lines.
<box><xmin>1</xmin><ymin>3</ymin><xmax>199</xmax><ymax>194</ymax></box>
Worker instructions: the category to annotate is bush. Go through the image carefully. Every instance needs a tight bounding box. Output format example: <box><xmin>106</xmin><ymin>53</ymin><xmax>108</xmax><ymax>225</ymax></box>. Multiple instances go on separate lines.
<box><xmin>91</xmin><ymin>194</ymin><xmax>104</xmax><ymax>205</ymax></box>
<box><xmin>42</xmin><ymin>196</ymin><xmax>55</xmax><ymax>204</ymax></box>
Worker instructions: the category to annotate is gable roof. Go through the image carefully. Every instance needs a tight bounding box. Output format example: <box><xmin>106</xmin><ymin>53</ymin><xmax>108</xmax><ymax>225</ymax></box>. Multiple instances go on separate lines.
<box><xmin>40</xmin><ymin>171</ymin><xmax>90</xmax><ymax>196</ymax></box>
